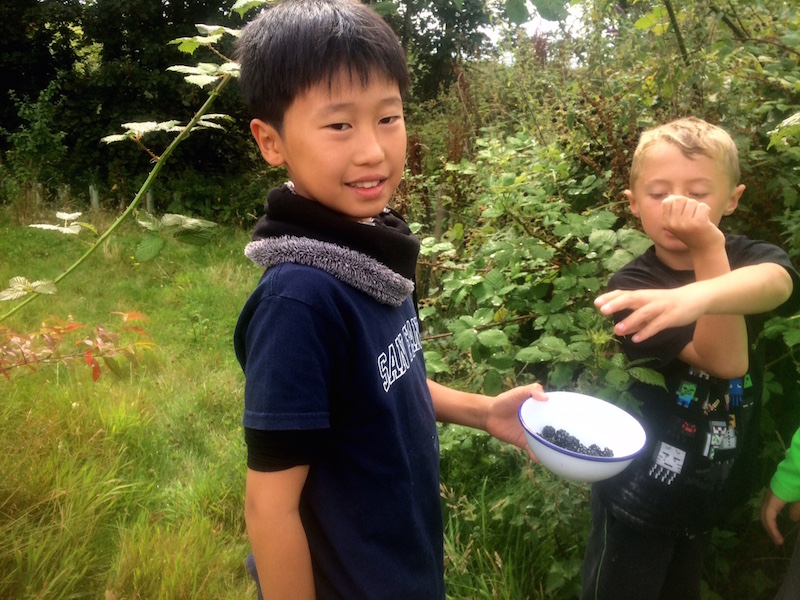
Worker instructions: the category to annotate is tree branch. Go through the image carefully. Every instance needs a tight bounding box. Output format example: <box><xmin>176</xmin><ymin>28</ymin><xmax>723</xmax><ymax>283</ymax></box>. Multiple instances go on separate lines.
<box><xmin>663</xmin><ymin>0</ymin><xmax>690</xmax><ymax>66</ymax></box>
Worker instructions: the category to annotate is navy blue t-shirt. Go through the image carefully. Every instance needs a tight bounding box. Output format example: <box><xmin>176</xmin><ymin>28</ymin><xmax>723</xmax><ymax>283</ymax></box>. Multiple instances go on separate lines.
<box><xmin>234</xmin><ymin>262</ymin><xmax>445</xmax><ymax>599</ymax></box>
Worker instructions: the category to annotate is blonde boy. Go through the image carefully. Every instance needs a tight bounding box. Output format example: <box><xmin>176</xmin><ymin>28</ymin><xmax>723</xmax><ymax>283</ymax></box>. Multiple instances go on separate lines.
<box><xmin>582</xmin><ymin>117</ymin><xmax>800</xmax><ymax>600</ymax></box>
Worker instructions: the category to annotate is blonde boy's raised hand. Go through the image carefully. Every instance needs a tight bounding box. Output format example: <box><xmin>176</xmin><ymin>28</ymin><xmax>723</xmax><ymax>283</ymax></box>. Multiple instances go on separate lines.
<box><xmin>661</xmin><ymin>195</ymin><xmax>726</xmax><ymax>252</ymax></box>
<box><xmin>595</xmin><ymin>285</ymin><xmax>710</xmax><ymax>343</ymax></box>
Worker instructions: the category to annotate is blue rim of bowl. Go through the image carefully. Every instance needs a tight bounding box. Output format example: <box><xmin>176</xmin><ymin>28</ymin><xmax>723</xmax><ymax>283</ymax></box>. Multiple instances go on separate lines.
<box><xmin>518</xmin><ymin>403</ymin><xmax>644</xmax><ymax>463</ymax></box>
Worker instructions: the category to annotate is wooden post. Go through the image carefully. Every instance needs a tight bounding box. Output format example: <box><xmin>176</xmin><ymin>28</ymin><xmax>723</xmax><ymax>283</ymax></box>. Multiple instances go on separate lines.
<box><xmin>89</xmin><ymin>185</ymin><xmax>100</xmax><ymax>210</ymax></box>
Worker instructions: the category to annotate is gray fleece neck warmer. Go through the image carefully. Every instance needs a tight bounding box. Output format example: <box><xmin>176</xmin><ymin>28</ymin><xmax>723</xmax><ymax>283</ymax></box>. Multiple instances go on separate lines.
<box><xmin>245</xmin><ymin>235</ymin><xmax>414</xmax><ymax>306</ymax></box>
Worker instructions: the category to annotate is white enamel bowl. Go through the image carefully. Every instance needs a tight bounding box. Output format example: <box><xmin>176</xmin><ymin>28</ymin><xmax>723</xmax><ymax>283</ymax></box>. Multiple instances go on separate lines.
<box><xmin>519</xmin><ymin>391</ymin><xmax>647</xmax><ymax>483</ymax></box>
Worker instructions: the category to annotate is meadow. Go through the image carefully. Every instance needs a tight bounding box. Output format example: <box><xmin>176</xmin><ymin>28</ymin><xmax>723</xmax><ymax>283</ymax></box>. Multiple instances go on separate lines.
<box><xmin>1</xmin><ymin>202</ymin><xmax>797</xmax><ymax>600</ymax></box>
<box><xmin>0</xmin><ymin>208</ymin><xmax>258</xmax><ymax>599</ymax></box>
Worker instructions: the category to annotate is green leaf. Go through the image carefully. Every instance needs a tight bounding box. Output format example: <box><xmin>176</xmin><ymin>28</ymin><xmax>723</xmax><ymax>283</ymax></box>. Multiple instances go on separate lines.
<box><xmin>0</xmin><ymin>277</ymin><xmax>57</xmax><ymax>301</ymax></box>
<box><xmin>634</xmin><ymin>8</ymin><xmax>665</xmax><ymax>31</ymax></box>
<box><xmin>628</xmin><ymin>367</ymin><xmax>666</xmax><ymax>388</ymax></box>
<box><xmin>530</xmin><ymin>0</ymin><xmax>569</xmax><ymax>21</ymax></box>
<box><xmin>477</xmin><ymin>328</ymin><xmax>509</xmax><ymax>348</ymax></box>
<box><xmin>136</xmin><ymin>212</ymin><xmax>161</xmax><ymax>232</ymax></box>
<box><xmin>424</xmin><ymin>350</ymin><xmax>451</xmax><ymax>376</ymax></box>
<box><xmin>169</xmin><ymin>38</ymin><xmax>202</xmax><ymax>54</ymax></box>
<box><xmin>195</xmin><ymin>24</ymin><xmax>240</xmax><ymax>38</ymax></box>
<box><xmin>371</xmin><ymin>1</ymin><xmax>399</xmax><ymax>16</ymax></box>
<box><xmin>102</xmin><ymin>356</ymin><xmax>125</xmax><ymax>379</ymax></box>
<box><xmin>484</xmin><ymin>269</ymin><xmax>507</xmax><ymax>292</ymax></box>
<box><xmin>184</xmin><ymin>75</ymin><xmax>219</xmax><ymax>88</ymax></box>
<box><xmin>651</xmin><ymin>22</ymin><xmax>671</xmax><ymax>36</ymax></box>
<box><xmin>100</xmin><ymin>134</ymin><xmax>129</xmax><ymax>144</ymax></box>
<box><xmin>537</xmin><ymin>335</ymin><xmax>568</xmax><ymax>356</ymax></box>
<box><xmin>173</xmin><ymin>228</ymin><xmax>215</xmax><ymax>246</ymax></box>
<box><xmin>454</xmin><ymin>329</ymin><xmax>478</xmax><ymax>350</ymax></box>
<box><xmin>782</xmin><ymin>327</ymin><xmax>800</xmax><ymax>347</ymax></box>
<box><xmin>603</xmin><ymin>249</ymin><xmax>635</xmax><ymax>272</ymax></box>
<box><xmin>481</xmin><ymin>204</ymin><xmax>506</xmax><ymax>219</ymax></box>
<box><xmin>768</xmin><ymin>112</ymin><xmax>800</xmax><ymax>149</ymax></box>
<box><xmin>167</xmin><ymin>65</ymin><xmax>210</xmax><ymax>75</ymax></box>
<box><xmin>499</xmin><ymin>172</ymin><xmax>517</xmax><ymax>186</ymax></box>
<box><xmin>780</xmin><ymin>31</ymin><xmax>800</xmax><ymax>48</ymax></box>
<box><xmin>488</xmin><ymin>353</ymin><xmax>515</xmax><ymax>370</ymax></box>
<box><xmin>588</xmin><ymin>229</ymin><xmax>617</xmax><ymax>251</ymax></box>
<box><xmin>231</xmin><ymin>0</ymin><xmax>267</xmax><ymax>18</ymax></box>
<box><xmin>604</xmin><ymin>368</ymin><xmax>630</xmax><ymax>388</ymax></box>
<box><xmin>617</xmin><ymin>228</ymin><xmax>653</xmax><ymax>255</ymax></box>
<box><xmin>135</xmin><ymin>235</ymin><xmax>166</xmax><ymax>262</ymax></box>
<box><xmin>515</xmin><ymin>346</ymin><xmax>550</xmax><ymax>363</ymax></box>
<box><xmin>482</xmin><ymin>368</ymin><xmax>503</xmax><ymax>395</ymax></box>
<box><xmin>505</xmin><ymin>0</ymin><xmax>529</xmax><ymax>25</ymax></box>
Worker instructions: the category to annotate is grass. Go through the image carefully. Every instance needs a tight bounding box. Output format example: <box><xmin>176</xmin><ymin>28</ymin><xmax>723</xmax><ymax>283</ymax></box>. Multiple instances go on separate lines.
<box><xmin>0</xmin><ymin>205</ymin><xmax>797</xmax><ymax>599</ymax></box>
<box><xmin>0</xmin><ymin>206</ymin><xmax>259</xmax><ymax>599</ymax></box>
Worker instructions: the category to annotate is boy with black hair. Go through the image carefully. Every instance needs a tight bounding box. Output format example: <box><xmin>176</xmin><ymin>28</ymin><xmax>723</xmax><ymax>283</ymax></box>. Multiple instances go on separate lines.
<box><xmin>582</xmin><ymin>116</ymin><xmax>800</xmax><ymax>600</ymax></box>
<box><xmin>233</xmin><ymin>2</ymin><xmax>546</xmax><ymax>598</ymax></box>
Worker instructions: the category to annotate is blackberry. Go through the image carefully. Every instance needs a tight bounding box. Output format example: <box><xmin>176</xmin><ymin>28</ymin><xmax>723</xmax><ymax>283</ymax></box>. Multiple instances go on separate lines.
<box><xmin>539</xmin><ymin>426</ymin><xmax>614</xmax><ymax>458</ymax></box>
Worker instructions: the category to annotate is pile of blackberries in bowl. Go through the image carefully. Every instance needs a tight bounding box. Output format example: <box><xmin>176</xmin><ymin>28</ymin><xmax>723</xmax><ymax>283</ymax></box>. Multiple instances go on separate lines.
<box><xmin>519</xmin><ymin>391</ymin><xmax>647</xmax><ymax>482</ymax></box>
<box><xmin>540</xmin><ymin>425</ymin><xmax>615</xmax><ymax>458</ymax></box>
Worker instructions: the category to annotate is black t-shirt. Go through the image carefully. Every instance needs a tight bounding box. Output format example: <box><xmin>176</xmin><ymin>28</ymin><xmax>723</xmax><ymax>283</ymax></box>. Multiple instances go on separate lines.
<box><xmin>595</xmin><ymin>234</ymin><xmax>800</xmax><ymax>535</ymax></box>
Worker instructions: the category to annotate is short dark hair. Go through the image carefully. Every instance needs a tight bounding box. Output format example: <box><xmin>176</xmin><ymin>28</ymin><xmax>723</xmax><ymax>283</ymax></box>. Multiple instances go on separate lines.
<box><xmin>236</xmin><ymin>0</ymin><xmax>410</xmax><ymax>130</ymax></box>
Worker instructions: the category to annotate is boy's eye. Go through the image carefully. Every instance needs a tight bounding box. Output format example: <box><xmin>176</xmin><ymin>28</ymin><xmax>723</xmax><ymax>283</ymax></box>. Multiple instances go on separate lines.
<box><xmin>688</xmin><ymin>192</ymin><xmax>709</xmax><ymax>199</ymax></box>
<box><xmin>649</xmin><ymin>193</ymin><xmax>667</xmax><ymax>200</ymax></box>
<box><xmin>328</xmin><ymin>123</ymin><xmax>351</xmax><ymax>131</ymax></box>
<box><xmin>380</xmin><ymin>115</ymin><xmax>401</xmax><ymax>125</ymax></box>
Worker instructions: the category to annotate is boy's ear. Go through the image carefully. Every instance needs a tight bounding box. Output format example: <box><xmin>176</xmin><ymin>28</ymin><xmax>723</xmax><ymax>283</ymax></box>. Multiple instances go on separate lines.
<box><xmin>624</xmin><ymin>189</ymin><xmax>639</xmax><ymax>217</ymax></box>
<box><xmin>250</xmin><ymin>119</ymin><xmax>285</xmax><ymax>167</ymax></box>
<box><xmin>724</xmin><ymin>184</ymin><xmax>745</xmax><ymax>216</ymax></box>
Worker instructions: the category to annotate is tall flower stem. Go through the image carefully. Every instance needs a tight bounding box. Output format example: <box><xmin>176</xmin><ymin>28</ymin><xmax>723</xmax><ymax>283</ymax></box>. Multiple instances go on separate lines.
<box><xmin>0</xmin><ymin>73</ymin><xmax>233</xmax><ymax>324</ymax></box>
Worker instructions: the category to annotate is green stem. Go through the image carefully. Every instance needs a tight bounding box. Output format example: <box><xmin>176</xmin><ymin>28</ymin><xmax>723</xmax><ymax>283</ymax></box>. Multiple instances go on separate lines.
<box><xmin>663</xmin><ymin>0</ymin><xmax>690</xmax><ymax>66</ymax></box>
<box><xmin>0</xmin><ymin>73</ymin><xmax>233</xmax><ymax>324</ymax></box>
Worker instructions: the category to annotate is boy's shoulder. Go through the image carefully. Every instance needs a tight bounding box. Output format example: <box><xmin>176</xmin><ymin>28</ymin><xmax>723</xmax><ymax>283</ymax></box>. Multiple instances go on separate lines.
<box><xmin>251</xmin><ymin>261</ymin><xmax>354</xmax><ymax>306</ymax></box>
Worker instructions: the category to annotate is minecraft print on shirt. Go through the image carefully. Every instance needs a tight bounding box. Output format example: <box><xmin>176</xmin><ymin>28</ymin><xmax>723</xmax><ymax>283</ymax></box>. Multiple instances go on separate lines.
<box><xmin>649</xmin><ymin>441</ymin><xmax>687</xmax><ymax>485</ymax></box>
<box><xmin>703</xmin><ymin>419</ymin><xmax>737</xmax><ymax>461</ymax></box>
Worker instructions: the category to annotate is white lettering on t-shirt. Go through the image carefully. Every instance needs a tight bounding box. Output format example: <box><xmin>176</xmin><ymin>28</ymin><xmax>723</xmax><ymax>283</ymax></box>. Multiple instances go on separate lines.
<box><xmin>378</xmin><ymin>317</ymin><xmax>422</xmax><ymax>392</ymax></box>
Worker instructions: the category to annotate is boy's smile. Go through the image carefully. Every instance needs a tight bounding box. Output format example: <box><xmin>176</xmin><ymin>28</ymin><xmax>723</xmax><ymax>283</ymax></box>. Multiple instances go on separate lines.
<box><xmin>626</xmin><ymin>141</ymin><xmax>745</xmax><ymax>270</ymax></box>
<box><xmin>250</xmin><ymin>70</ymin><xmax>407</xmax><ymax>221</ymax></box>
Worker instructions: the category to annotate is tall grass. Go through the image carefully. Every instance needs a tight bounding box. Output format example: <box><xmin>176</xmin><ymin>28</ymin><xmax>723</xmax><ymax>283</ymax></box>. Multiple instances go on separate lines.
<box><xmin>0</xmin><ymin>206</ymin><xmax>259</xmax><ymax>599</ymax></box>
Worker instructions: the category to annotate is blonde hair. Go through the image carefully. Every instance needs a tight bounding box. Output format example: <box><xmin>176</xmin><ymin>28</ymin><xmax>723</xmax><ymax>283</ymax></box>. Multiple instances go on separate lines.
<box><xmin>629</xmin><ymin>117</ymin><xmax>740</xmax><ymax>190</ymax></box>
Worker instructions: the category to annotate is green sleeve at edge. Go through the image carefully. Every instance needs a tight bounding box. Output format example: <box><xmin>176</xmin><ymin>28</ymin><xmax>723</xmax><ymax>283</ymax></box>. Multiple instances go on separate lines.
<box><xmin>770</xmin><ymin>428</ymin><xmax>800</xmax><ymax>503</ymax></box>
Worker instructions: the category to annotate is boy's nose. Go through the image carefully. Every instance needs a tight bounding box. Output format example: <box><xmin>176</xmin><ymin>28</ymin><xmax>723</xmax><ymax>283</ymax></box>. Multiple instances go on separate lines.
<box><xmin>353</xmin><ymin>127</ymin><xmax>385</xmax><ymax>164</ymax></box>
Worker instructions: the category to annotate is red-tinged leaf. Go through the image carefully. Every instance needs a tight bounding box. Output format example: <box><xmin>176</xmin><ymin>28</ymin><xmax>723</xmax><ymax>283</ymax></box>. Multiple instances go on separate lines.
<box><xmin>112</xmin><ymin>311</ymin><xmax>149</xmax><ymax>323</ymax></box>
<box><xmin>123</xmin><ymin>326</ymin><xmax>149</xmax><ymax>336</ymax></box>
<box><xmin>84</xmin><ymin>349</ymin><xmax>101</xmax><ymax>381</ymax></box>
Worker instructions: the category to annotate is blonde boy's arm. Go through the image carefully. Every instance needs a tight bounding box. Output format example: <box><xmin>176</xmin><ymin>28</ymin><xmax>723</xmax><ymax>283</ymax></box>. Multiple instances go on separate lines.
<box><xmin>428</xmin><ymin>379</ymin><xmax>546</xmax><ymax>457</ymax></box>
<box><xmin>245</xmin><ymin>466</ymin><xmax>315</xmax><ymax>600</ymax></box>
<box><xmin>680</xmin><ymin>235</ymin><xmax>748</xmax><ymax>378</ymax></box>
<box><xmin>597</xmin><ymin>263</ymin><xmax>793</xmax><ymax>376</ymax></box>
